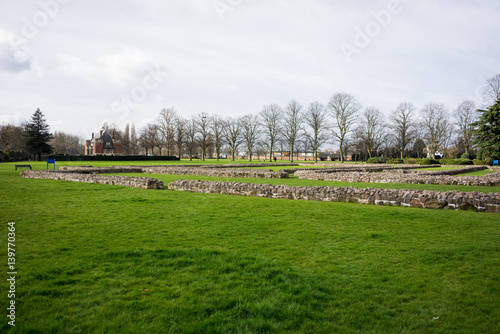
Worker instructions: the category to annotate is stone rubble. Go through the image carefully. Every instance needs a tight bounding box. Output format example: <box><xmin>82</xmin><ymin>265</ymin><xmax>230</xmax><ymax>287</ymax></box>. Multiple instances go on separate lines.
<box><xmin>295</xmin><ymin>166</ymin><xmax>500</xmax><ymax>187</ymax></box>
<box><xmin>20</xmin><ymin>170</ymin><xmax>164</xmax><ymax>189</ymax></box>
<box><xmin>168</xmin><ymin>179</ymin><xmax>500</xmax><ymax>213</ymax></box>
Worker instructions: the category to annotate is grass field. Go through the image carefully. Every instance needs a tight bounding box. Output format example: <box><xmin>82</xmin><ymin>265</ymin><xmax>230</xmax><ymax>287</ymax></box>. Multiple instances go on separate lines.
<box><xmin>1</xmin><ymin>161</ymin><xmax>499</xmax><ymax>333</ymax></box>
<box><xmin>456</xmin><ymin>169</ymin><xmax>497</xmax><ymax>177</ymax></box>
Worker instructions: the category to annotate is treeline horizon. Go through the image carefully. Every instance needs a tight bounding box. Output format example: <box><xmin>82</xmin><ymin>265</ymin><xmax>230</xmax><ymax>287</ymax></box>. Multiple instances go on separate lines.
<box><xmin>1</xmin><ymin>73</ymin><xmax>499</xmax><ymax>162</ymax></box>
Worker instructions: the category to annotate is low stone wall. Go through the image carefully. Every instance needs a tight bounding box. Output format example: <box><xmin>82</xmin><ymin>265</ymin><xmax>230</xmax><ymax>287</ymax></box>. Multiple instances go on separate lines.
<box><xmin>142</xmin><ymin>167</ymin><xmax>288</xmax><ymax>178</ymax></box>
<box><xmin>58</xmin><ymin>166</ymin><xmax>145</xmax><ymax>173</ymax></box>
<box><xmin>200</xmin><ymin>163</ymin><xmax>300</xmax><ymax>168</ymax></box>
<box><xmin>300</xmin><ymin>163</ymin><xmax>435</xmax><ymax>169</ymax></box>
<box><xmin>20</xmin><ymin>170</ymin><xmax>164</xmax><ymax>189</ymax></box>
<box><xmin>281</xmin><ymin>165</ymin><xmax>444</xmax><ymax>174</ymax></box>
<box><xmin>295</xmin><ymin>168</ymin><xmax>500</xmax><ymax>186</ymax></box>
<box><xmin>58</xmin><ymin>165</ymin><xmax>289</xmax><ymax>178</ymax></box>
<box><xmin>168</xmin><ymin>180</ymin><xmax>500</xmax><ymax>213</ymax></box>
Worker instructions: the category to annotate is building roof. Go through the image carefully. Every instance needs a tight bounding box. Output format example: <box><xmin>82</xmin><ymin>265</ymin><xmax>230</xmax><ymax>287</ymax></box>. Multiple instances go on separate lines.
<box><xmin>101</xmin><ymin>130</ymin><xmax>115</xmax><ymax>149</ymax></box>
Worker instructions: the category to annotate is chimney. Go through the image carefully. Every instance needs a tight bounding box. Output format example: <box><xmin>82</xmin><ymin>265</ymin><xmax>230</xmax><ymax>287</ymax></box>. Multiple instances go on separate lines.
<box><xmin>92</xmin><ymin>132</ymin><xmax>94</xmax><ymax>139</ymax></box>
<box><xmin>112</xmin><ymin>130</ymin><xmax>115</xmax><ymax>139</ymax></box>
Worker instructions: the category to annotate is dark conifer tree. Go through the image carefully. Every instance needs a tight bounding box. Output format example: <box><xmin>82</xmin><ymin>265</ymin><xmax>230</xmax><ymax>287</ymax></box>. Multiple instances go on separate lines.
<box><xmin>472</xmin><ymin>99</ymin><xmax>500</xmax><ymax>160</ymax></box>
<box><xmin>24</xmin><ymin>108</ymin><xmax>53</xmax><ymax>161</ymax></box>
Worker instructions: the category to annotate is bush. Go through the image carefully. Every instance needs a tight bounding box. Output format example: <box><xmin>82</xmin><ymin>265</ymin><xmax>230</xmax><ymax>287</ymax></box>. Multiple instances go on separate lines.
<box><xmin>473</xmin><ymin>159</ymin><xmax>487</xmax><ymax>165</ymax></box>
<box><xmin>461</xmin><ymin>152</ymin><xmax>470</xmax><ymax>160</ymax></box>
<box><xmin>366</xmin><ymin>157</ymin><xmax>383</xmax><ymax>163</ymax></box>
<box><xmin>405</xmin><ymin>158</ymin><xmax>417</xmax><ymax>165</ymax></box>
<box><xmin>439</xmin><ymin>159</ymin><xmax>454</xmax><ymax>165</ymax></box>
<box><xmin>417</xmin><ymin>158</ymin><xmax>440</xmax><ymax>165</ymax></box>
<box><xmin>386</xmin><ymin>158</ymin><xmax>404</xmax><ymax>164</ymax></box>
<box><xmin>0</xmin><ymin>150</ymin><xmax>28</xmax><ymax>162</ymax></box>
<box><xmin>440</xmin><ymin>158</ymin><xmax>472</xmax><ymax>165</ymax></box>
<box><xmin>458</xmin><ymin>158</ymin><xmax>473</xmax><ymax>165</ymax></box>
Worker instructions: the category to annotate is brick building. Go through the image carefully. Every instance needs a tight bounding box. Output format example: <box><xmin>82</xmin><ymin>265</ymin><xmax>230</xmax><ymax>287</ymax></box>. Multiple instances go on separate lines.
<box><xmin>84</xmin><ymin>128</ymin><xmax>122</xmax><ymax>156</ymax></box>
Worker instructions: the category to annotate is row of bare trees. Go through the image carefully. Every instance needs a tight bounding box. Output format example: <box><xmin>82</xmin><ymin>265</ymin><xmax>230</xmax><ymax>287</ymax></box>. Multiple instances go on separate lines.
<box><xmin>136</xmin><ymin>90</ymin><xmax>487</xmax><ymax>161</ymax></box>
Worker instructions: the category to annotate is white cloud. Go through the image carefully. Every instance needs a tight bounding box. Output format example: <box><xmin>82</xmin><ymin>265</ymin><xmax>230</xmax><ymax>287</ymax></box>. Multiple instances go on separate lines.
<box><xmin>0</xmin><ymin>0</ymin><xmax>499</xmax><ymax>140</ymax></box>
<box><xmin>0</xmin><ymin>28</ymin><xmax>33</xmax><ymax>73</ymax></box>
<box><xmin>56</xmin><ymin>49</ymin><xmax>158</xmax><ymax>85</ymax></box>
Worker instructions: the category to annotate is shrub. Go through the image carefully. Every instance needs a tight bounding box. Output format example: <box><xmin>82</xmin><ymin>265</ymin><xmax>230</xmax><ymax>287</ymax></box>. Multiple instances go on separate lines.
<box><xmin>405</xmin><ymin>158</ymin><xmax>417</xmax><ymax>164</ymax></box>
<box><xmin>417</xmin><ymin>158</ymin><xmax>440</xmax><ymax>165</ymax></box>
<box><xmin>439</xmin><ymin>159</ymin><xmax>454</xmax><ymax>165</ymax></box>
<box><xmin>386</xmin><ymin>158</ymin><xmax>404</xmax><ymax>164</ymax></box>
<box><xmin>458</xmin><ymin>158</ymin><xmax>473</xmax><ymax>165</ymax></box>
<box><xmin>367</xmin><ymin>157</ymin><xmax>382</xmax><ymax>163</ymax></box>
<box><xmin>461</xmin><ymin>152</ymin><xmax>471</xmax><ymax>160</ymax></box>
<box><xmin>440</xmin><ymin>158</ymin><xmax>473</xmax><ymax>165</ymax></box>
<box><xmin>473</xmin><ymin>159</ymin><xmax>487</xmax><ymax>165</ymax></box>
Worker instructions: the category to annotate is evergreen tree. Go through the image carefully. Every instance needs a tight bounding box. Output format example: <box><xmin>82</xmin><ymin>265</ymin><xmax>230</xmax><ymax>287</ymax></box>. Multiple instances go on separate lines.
<box><xmin>472</xmin><ymin>98</ymin><xmax>500</xmax><ymax>160</ymax></box>
<box><xmin>24</xmin><ymin>108</ymin><xmax>53</xmax><ymax>161</ymax></box>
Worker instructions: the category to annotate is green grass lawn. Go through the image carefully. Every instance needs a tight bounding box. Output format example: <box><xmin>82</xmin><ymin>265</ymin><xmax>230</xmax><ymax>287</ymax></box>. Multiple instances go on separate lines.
<box><xmin>1</xmin><ymin>161</ymin><xmax>500</xmax><ymax>333</ymax></box>
<box><xmin>456</xmin><ymin>169</ymin><xmax>497</xmax><ymax>177</ymax></box>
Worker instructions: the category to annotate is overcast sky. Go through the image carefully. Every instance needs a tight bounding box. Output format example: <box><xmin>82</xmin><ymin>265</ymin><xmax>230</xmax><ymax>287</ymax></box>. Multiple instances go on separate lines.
<box><xmin>0</xmin><ymin>0</ymin><xmax>499</xmax><ymax>140</ymax></box>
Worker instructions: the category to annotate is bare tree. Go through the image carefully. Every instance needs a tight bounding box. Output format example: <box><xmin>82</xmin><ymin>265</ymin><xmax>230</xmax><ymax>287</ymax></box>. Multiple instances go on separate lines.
<box><xmin>184</xmin><ymin>118</ymin><xmax>198</xmax><ymax>161</ymax></box>
<box><xmin>390</xmin><ymin>102</ymin><xmax>417</xmax><ymax>159</ymax></box>
<box><xmin>210</xmin><ymin>114</ymin><xmax>225</xmax><ymax>161</ymax></box>
<box><xmin>196</xmin><ymin>112</ymin><xmax>211</xmax><ymax>161</ymax></box>
<box><xmin>223</xmin><ymin>117</ymin><xmax>242</xmax><ymax>161</ymax></box>
<box><xmin>482</xmin><ymin>73</ymin><xmax>500</xmax><ymax>105</ymax></box>
<box><xmin>420</xmin><ymin>102</ymin><xmax>450</xmax><ymax>158</ymax></box>
<box><xmin>130</xmin><ymin>123</ymin><xmax>138</xmax><ymax>155</ymax></box>
<box><xmin>0</xmin><ymin>124</ymin><xmax>26</xmax><ymax>151</ymax></box>
<box><xmin>440</xmin><ymin>118</ymin><xmax>456</xmax><ymax>158</ymax></box>
<box><xmin>304</xmin><ymin>101</ymin><xmax>329</xmax><ymax>162</ymax></box>
<box><xmin>282</xmin><ymin>100</ymin><xmax>303</xmax><ymax>162</ymax></box>
<box><xmin>122</xmin><ymin>123</ymin><xmax>130</xmax><ymax>155</ymax></box>
<box><xmin>357</xmin><ymin>107</ymin><xmax>386</xmax><ymax>158</ymax></box>
<box><xmin>260</xmin><ymin>104</ymin><xmax>282</xmax><ymax>161</ymax></box>
<box><xmin>50</xmin><ymin>131</ymin><xmax>84</xmax><ymax>155</ymax></box>
<box><xmin>158</xmin><ymin>107</ymin><xmax>177</xmax><ymax>156</ymax></box>
<box><xmin>173</xmin><ymin>116</ymin><xmax>185</xmax><ymax>158</ymax></box>
<box><xmin>454</xmin><ymin>99</ymin><xmax>477</xmax><ymax>154</ymax></box>
<box><xmin>139</xmin><ymin>123</ymin><xmax>160</xmax><ymax>155</ymax></box>
<box><xmin>240</xmin><ymin>114</ymin><xmax>261</xmax><ymax>161</ymax></box>
<box><xmin>328</xmin><ymin>93</ymin><xmax>362</xmax><ymax>163</ymax></box>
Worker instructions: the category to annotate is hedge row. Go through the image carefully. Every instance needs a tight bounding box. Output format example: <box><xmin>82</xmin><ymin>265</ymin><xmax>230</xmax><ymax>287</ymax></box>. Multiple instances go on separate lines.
<box><xmin>46</xmin><ymin>155</ymin><xmax>180</xmax><ymax>161</ymax></box>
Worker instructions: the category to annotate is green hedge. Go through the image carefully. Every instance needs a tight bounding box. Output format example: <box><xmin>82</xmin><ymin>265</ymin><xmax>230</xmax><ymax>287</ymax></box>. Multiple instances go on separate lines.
<box><xmin>417</xmin><ymin>158</ymin><xmax>440</xmax><ymax>165</ymax></box>
<box><xmin>440</xmin><ymin>159</ymin><xmax>474</xmax><ymax>165</ymax></box>
<box><xmin>366</xmin><ymin>157</ymin><xmax>384</xmax><ymax>163</ymax></box>
<box><xmin>0</xmin><ymin>150</ymin><xmax>29</xmax><ymax>162</ymax></box>
<box><xmin>386</xmin><ymin>158</ymin><xmax>404</xmax><ymax>164</ymax></box>
<box><xmin>46</xmin><ymin>155</ymin><xmax>180</xmax><ymax>161</ymax></box>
